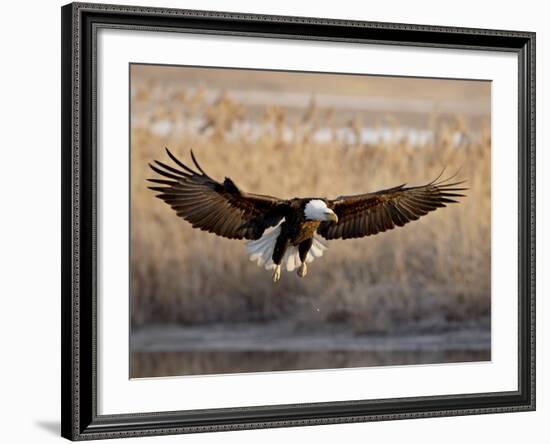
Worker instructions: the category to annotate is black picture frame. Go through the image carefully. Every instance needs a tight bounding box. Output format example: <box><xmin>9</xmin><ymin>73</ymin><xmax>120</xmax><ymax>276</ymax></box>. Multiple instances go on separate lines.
<box><xmin>61</xmin><ymin>2</ymin><xmax>536</xmax><ymax>440</ymax></box>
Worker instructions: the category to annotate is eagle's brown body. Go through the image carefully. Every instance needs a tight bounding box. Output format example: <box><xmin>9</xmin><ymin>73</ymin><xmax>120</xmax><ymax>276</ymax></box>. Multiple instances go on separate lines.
<box><xmin>291</xmin><ymin>220</ymin><xmax>322</xmax><ymax>245</ymax></box>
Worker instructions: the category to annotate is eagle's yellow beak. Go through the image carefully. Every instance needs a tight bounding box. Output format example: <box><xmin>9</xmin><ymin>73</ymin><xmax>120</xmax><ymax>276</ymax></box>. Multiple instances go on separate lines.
<box><xmin>325</xmin><ymin>210</ymin><xmax>338</xmax><ymax>223</ymax></box>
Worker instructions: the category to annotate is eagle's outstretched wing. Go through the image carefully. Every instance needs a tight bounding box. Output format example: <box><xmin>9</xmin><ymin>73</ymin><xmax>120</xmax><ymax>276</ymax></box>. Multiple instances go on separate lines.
<box><xmin>148</xmin><ymin>149</ymin><xmax>288</xmax><ymax>240</ymax></box>
<box><xmin>318</xmin><ymin>174</ymin><xmax>467</xmax><ymax>240</ymax></box>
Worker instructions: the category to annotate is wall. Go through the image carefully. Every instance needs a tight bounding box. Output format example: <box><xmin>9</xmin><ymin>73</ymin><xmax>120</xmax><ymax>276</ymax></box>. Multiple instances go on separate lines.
<box><xmin>0</xmin><ymin>0</ymin><xmax>545</xmax><ymax>443</ymax></box>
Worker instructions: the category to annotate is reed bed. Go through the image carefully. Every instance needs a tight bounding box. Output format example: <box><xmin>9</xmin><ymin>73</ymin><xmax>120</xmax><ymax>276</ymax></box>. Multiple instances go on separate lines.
<box><xmin>130</xmin><ymin>71</ymin><xmax>491</xmax><ymax>335</ymax></box>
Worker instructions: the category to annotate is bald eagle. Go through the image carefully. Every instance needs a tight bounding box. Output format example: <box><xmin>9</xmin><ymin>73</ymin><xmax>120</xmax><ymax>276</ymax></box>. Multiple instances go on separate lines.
<box><xmin>148</xmin><ymin>149</ymin><xmax>466</xmax><ymax>282</ymax></box>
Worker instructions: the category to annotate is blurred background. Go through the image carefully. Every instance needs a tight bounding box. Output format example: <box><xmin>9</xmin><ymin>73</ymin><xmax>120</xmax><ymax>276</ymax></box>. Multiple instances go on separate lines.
<box><xmin>130</xmin><ymin>64</ymin><xmax>491</xmax><ymax>378</ymax></box>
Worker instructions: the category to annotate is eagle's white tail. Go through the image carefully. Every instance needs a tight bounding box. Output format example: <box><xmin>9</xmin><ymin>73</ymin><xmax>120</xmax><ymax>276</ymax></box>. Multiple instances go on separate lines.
<box><xmin>246</xmin><ymin>221</ymin><xmax>328</xmax><ymax>272</ymax></box>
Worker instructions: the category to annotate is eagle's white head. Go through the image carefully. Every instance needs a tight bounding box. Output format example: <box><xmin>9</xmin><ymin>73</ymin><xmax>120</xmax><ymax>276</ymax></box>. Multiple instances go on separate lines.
<box><xmin>304</xmin><ymin>199</ymin><xmax>338</xmax><ymax>223</ymax></box>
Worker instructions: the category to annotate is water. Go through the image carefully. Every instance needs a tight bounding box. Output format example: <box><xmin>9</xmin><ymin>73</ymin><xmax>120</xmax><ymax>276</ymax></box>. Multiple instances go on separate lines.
<box><xmin>132</xmin><ymin>349</ymin><xmax>490</xmax><ymax>378</ymax></box>
<box><xmin>130</xmin><ymin>322</ymin><xmax>491</xmax><ymax>378</ymax></box>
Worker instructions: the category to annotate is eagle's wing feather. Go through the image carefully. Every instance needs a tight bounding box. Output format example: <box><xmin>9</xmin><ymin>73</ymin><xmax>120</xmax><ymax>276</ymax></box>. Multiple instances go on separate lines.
<box><xmin>148</xmin><ymin>149</ymin><xmax>287</xmax><ymax>240</ymax></box>
<box><xmin>318</xmin><ymin>174</ymin><xmax>466</xmax><ymax>240</ymax></box>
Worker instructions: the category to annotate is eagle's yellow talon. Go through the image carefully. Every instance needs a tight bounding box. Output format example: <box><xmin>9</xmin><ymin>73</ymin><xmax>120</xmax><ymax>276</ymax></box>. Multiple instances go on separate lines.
<box><xmin>297</xmin><ymin>262</ymin><xmax>307</xmax><ymax>278</ymax></box>
<box><xmin>272</xmin><ymin>265</ymin><xmax>281</xmax><ymax>283</ymax></box>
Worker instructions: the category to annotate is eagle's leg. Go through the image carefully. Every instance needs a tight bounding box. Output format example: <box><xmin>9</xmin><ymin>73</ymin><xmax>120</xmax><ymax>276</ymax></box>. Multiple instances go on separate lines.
<box><xmin>297</xmin><ymin>238</ymin><xmax>313</xmax><ymax>278</ymax></box>
<box><xmin>271</xmin><ymin>235</ymin><xmax>289</xmax><ymax>283</ymax></box>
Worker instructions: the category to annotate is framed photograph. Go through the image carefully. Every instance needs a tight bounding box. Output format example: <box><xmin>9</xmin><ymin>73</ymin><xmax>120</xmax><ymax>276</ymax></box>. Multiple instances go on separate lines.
<box><xmin>61</xmin><ymin>2</ymin><xmax>535</xmax><ymax>440</ymax></box>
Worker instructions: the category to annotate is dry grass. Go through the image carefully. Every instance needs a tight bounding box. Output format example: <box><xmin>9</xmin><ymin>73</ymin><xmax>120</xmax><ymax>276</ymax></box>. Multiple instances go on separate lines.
<box><xmin>130</xmin><ymin>68</ymin><xmax>491</xmax><ymax>335</ymax></box>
